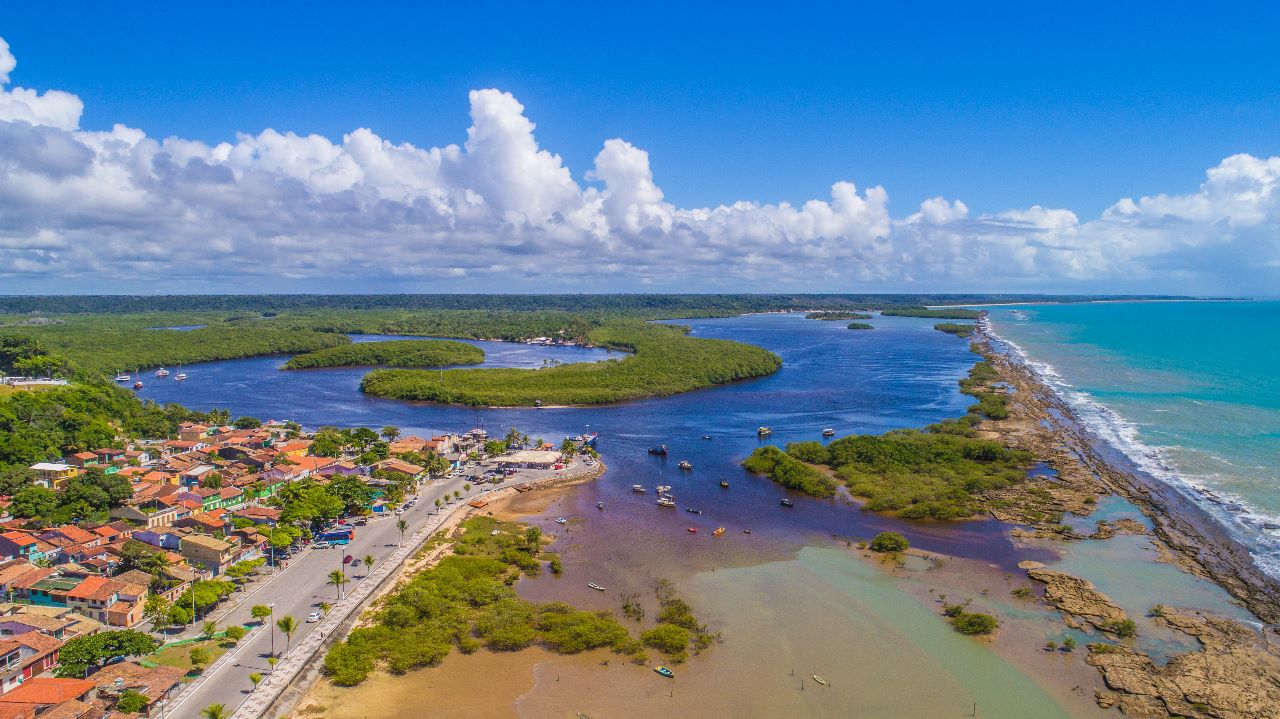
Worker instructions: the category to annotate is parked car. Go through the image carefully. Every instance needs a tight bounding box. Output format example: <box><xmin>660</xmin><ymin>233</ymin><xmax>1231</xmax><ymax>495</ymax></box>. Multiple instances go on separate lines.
<box><xmin>307</xmin><ymin>612</ymin><xmax>322</xmax><ymax>623</ymax></box>
<box><xmin>354</xmin><ymin>517</ymin><xmax>368</xmax><ymax>526</ymax></box>
<box><xmin>313</xmin><ymin>541</ymin><xmax>331</xmax><ymax>549</ymax></box>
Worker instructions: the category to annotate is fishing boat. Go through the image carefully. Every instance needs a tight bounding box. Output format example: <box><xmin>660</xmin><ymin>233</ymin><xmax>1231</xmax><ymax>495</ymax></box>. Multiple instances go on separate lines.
<box><xmin>713</xmin><ymin>527</ymin><xmax>725</xmax><ymax>536</ymax></box>
<box><xmin>588</xmin><ymin>582</ymin><xmax>605</xmax><ymax>591</ymax></box>
<box><xmin>656</xmin><ymin>498</ymin><xmax>676</xmax><ymax>508</ymax></box>
<box><xmin>154</xmin><ymin>367</ymin><xmax>170</xmax><ymax>377</ymax></box>
<box><xmin>719</xmin><ymin>480</ymin><xmax>730</xmax><ymax>488</ymax></box>
<box><xmin>677</xmin><ymin>460</ymin><xmax>692</xmax><ymax>470</ymax></box>
<box><xmin>654</xmin><ymin>666</ymin><xmax>675</xmax><ymax>679</ymax></box>
<box><xmin>822</xmin><ymin>428</ymin><xmax>835</xmax><ymax>437</ymax></box>
<box><xmin>133</xmin><ymin>380</ymin><xmax>143</xmax><ymax>389</ymax></box>
<box><xmin>685</xmin><ymin>507</ymin><xmax>701</xmax><ymax>515</ymax></box>
<box><xmin>114</xmin><ymin>372</ymin><xmax>130</xmax><ymax>382</ymax></box>
<box><xmin>780</xmin><ymin>498</ymin><xmax>795</xmax><ymax>508</ymax></box>
<box><xmin>648</xmin><ymin>445</ymin><xmax>669</xmax><ymax>456</ymax></box>
<box><xmin>656</xmin><ymin>485</ymin><xmax>671</xmax><ymax>493</ymax></box>
<box><xmin>687</xmin><ymin>527</ymin><xmax>697</xmax><ymax>533</ymax></box>
<box><xmin>757</xmin><ymin>426</ymin><xmax>772</xmax><ymax>436</ymax></box>
<box><xmin>555</xmin><ymin>517</ymin><xmax>567</xmax><ymax>524</ymax></box>
<box><xmin>631</xmin><ymin>485</ymin><xmax>646</xmax><ymax>493</ymax></box>
<box><xmin>812</xmin><ymin>674</ymin><xmax>828</xmax><ymax>686</ymax></box>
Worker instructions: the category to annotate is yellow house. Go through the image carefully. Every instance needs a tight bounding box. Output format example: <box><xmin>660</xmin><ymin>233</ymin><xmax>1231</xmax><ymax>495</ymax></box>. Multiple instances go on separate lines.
<box><xmin>29</xmin><ymin>463</ymin><xmax>78</xmax><ymax>490</ymax></box>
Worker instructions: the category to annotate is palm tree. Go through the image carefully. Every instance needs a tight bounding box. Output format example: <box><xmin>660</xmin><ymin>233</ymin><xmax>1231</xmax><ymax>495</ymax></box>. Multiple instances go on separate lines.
<box><xmin>267</xmin><ymin>657</ymin><xmax>278</xmax><ymax>673</ymax></box>
<box><xmin>327</xmin><ymin>570</ymin><xmax>348</xmax><ymax>599</ymax></box>
<box><xmin>433</xmin><ymin>498</ymin><xmax>442</xmax><ymax>512</ymax></box>
<box><xmin>201</xmin><ymin>704</ymin><xmax>228</xmax><ymax>719</ymax></box>
<box><xmin>396</xmin><ymin>519</ymin><xmax>408</xmax><ymax>546</ymax></box>
<box><xmin>363</xmin><ymin>554</ymin><xmax>374</xmax><ymax>574</ymax></box>
<box><xmin>276</xmin><ymin>616</ymin><xmax>298</xmax><ymax>654</ymax></box>
<box><xmin>202</xmin><ymin>620</ymin><xmax>218</xmax><ymax>640</ymax></box>
<box><xmin>453</xmin><ymin>490</ymin><xmax>461</xmax><ymax>502</ymax></box>
<box><xmin>249</xmin><ymin>672</ymin><xmax>263</xmax><ymax>690</ymax></box>
<box><xmin>318</xmin><ymin>602</ymin><xmax>331</xmax><ymax>616</ymax></box>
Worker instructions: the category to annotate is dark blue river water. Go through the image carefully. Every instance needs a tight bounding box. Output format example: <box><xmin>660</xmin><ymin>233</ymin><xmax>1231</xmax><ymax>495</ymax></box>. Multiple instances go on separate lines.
<box><xmin>134</xmin><ymin>314</ymin><xmax>1036</xmax><ymax>566</ymax></box>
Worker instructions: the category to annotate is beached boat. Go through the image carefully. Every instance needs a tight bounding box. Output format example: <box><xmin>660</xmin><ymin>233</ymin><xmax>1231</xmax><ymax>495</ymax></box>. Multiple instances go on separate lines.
<box><xmin>719</xmin><ymin>480</ymin><xmax>730</xmax><ymax>488</ymax></box>
<box><xmin>677</xmin><ymin>460</ymin><xmax>692</xmax><ymax>470</ymax></box>
<box><xmin>648</xmin><ymin>445</ymin><xmax>669</xmax><ymax>456</ymax></box>
<box><xmin>757</xmin><ymin>426</ymin><xmax>772</xmax><ymax>436</ymax></box>
<box><xmin>713</xmin><ymin>527</ymin><xmax>725</xmax><ymax>536</ymax></box>
<box><xmin>654</xmin><ymin>666</ymin><xmax>675</xmax><ymax>678</ymax></box>
<box><xmin>656</xmin><ymin>498</ymin><xmax>676</xmax><ymax>507</ymax></box>
<box><xmin>588</xmin><ymin>582</ymin><xmax>605</xmax><ymax>591</ymax></box>
<box><xmin>780</xmin><ymin>498</ymin><xmax>794</xmax><ymax>507</ymax></box>
<box><xmin>555</xmin><ymin>517</ymin><xmax>567</xmax><ymax>524</ymax></box>
<box><xmin>154</xmin><ymin>367</ymin><xmax>170</xmax><ymax>377</ymax></box>
<box><xmin>632</xmin><ymin>485</ymin><xmax>646</xmax><ymax>493</ymax></box>
<box><xmin>822</xmin><ymin>428</ymin><xmax>835</xmax><ymax>437</ymax></box>
<box><xmin>114</xmin><ymin>372</ymin><xmax>130</xmax><ymax>382</ymax></box>
<box><xmin>685</xmin><ymin>507</ymin><xmax>701</xmax><ymax>514</ymax></box>
<box><xmin>812</xmin><ymin>674</ymin><xmax>828</xmax><ymax>686</ymax></box>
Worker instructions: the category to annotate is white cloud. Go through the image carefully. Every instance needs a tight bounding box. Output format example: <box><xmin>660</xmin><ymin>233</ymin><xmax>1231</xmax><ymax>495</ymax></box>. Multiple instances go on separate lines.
<box><xmin>0</xmin><ymin>36</ymin><xmax>1276</xmax><ymax>294</ymax></box>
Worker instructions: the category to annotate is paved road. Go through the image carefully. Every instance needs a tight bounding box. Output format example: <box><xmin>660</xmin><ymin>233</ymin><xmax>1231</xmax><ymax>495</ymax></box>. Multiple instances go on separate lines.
<box><xmin>163</xmin><ymin>469</ymin><xmax>500</xmax><ymax>718</ymax></box>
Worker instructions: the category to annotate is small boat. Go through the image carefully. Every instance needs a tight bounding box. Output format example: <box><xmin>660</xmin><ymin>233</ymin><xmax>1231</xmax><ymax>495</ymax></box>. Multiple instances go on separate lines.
<box><xmin>656</xmin><ymin>485</ymin><xmax>672</xmax><ymax>493</ymax></box>
<box><xmin>657</xmin><ymin>498</ymin><xmax>676</xmax><ymax>508</ymax></box>
<box><xmin>654</xmin><ymin>666</ymin><xmax>675</xmax><ymax>679</ymax></box>
<box><xmin>632</xmin><ymin>485</ymin><xmax>646</xmax><ymax>493</ymax></box>
<box><xmin>677</xmin><ymin>460</ymin><xmax>692</xmax><ymax>471</ymax></box>
<box><xmin>701</xmin><ymin>435</ymin><xmax>712</xmax><ymax>440</ymax></box>
<box><xmin>719</xmin><ymin>481</ymin><xmax>730</xmax><ymax>489</ymax></box>
<box><xmin>491</xmin><ymin>529</ymin><xmax>501</xmax><ymax>536</ymax></box>
<box><xmin>174</xmin><ymin>368</ymin><xmax>187</xmax><ymax>381</ymax></box>
<box><xmin>743</xmin><ymin>529</ymin><xmax>752</xmax><ymax>534</ymax></box>
<box><xmin>713</xmin><ymin>527</ymin><xmax>725</xmax><ymax>537</ymax></box>
<box><xmin>685</xmin><ymin>507</ymin><xmax>701</xmax><ymax>515</ymax></box>
<box><xmin>757</xmin><ymin>426</ymin><xmax>772</xmax><ymax>436</ymax></box>
<box><xmin>687</xmin><ymin>527</ymin><xmax>697</xmax><ymax>533</ymax></box>
<box><xmin>133</xmin><ymin>380</ymin><xmax>143</xmax><ymax>389</ymax></box>
<box><xmin>154</xmin><ymin>367</ymin><xmax>170</xmax><ymax>377</ymax></box>
<box><xmin>555</xmin><ymin>517</ymin><xmax>567</xmax><ymax>525</ymax></box>
<box><xmin>114</xmin><ymin>372</ymin><xmax>131</xmax><ymax>382</ymax></box>
<box><xmin>648</xmin><ymin>445</ymin><xmax>669</xmax><ymax>456</ymax></box>
<box><xmin>812</xmin><ymin>674</ymin><xmax>828</xmax><ymax>686</ymax></box>
<box><xmin>596</xmin><ymin>501</ymin><xmax>604</xmax><ymax>510</ymax></box>
<box><xmin>780</xmin><ymin>498</ymin><xmax>795</xmax><ymax>508</ymax></box>
<box><xmin>588</xmin><ymin>582</ymin><xmax>606</xmax><ymax>591</ymax></box>
<box><xmin>822</xmin><ymin>428</ymin><xmax>835</xmax><ymax>437</ymax></box>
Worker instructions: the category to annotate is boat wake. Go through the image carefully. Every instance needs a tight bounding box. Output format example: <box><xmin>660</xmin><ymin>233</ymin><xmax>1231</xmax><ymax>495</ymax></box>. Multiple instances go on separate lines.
<box><xmin>981</xmin><ymin>316</ymin><xmax>1280</xmax><ymax>579</ymax></box>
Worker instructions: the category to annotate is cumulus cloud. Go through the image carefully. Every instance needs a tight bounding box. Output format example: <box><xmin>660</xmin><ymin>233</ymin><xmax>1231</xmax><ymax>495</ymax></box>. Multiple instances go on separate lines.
<box><xmin>0</xmin><ymin>36</ymin><xmax>1276</xmax><ymax>294</ymax></box>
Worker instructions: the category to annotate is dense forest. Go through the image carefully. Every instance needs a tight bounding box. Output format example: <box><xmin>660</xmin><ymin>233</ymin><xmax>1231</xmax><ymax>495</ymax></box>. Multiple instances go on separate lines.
<box><xmin>804</xmin><ymin>311</ymin><xmax>873</xmax><ymax>320</ymax></box>
<box><xmin>880</xmin><ymin>308</ymin><xmax>983</xmax><ymax>320</ymax></box>
<box><xmin>282</xmin><ymin>339</ymin><xmax>483</xmax><ymax>370</ymax></box>
<box><xmin>360</xmin><ymin>321</ymin><xmax>782</xmax><ymax>406</ymax></box>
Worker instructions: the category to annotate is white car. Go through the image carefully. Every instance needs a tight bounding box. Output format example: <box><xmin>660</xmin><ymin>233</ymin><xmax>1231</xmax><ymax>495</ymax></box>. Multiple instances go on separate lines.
<box><xmin>306</xmin><ymin>612</ymin><xmax>322</xmax><ymax>623</ymax></box>
<box><xmin>394</xmin><ymin>508</ymin><xmax>405</xmax><ymax>515</ymax></box>
<box><xmin>313</xmin><ymin>541</ymin><xmax>330</xmax><ymax>549</ymax></box>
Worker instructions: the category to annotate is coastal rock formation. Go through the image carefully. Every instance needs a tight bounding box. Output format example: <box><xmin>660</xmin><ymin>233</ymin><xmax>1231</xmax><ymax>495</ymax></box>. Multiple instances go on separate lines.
<box><xmin>1091</xmin><ymin>518</ymin><xmax>1150</xmax><ymax>540</ymax></box>
<box><xmin>1089</xmin><ymin>610</ymin><xmax>1280</xmax><ymax>719</ymax></box>
<box><xmin>1026</xmin><ymin>568</ymin><xmax>1127</xmax><ymax>631</ymax></box>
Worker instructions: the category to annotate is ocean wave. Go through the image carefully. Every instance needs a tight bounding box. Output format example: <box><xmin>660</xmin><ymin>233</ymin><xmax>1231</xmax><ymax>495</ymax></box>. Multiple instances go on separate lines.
<box><xmin>981</xmin><ymin>316</ymin><xmax>1280</xmax><ymax>579</ymax></box>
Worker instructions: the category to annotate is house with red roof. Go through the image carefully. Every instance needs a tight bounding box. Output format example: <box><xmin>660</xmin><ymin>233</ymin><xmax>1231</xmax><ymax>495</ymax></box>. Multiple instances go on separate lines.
<box><xmin>0</xmin><ymin>633</ymin><xmax>63</xmax><ymax>694</ymax></box>
<box><xmin>0</xmin><ymin>677</ymin><xmax>95</xmax><ymax>706</ymax></box>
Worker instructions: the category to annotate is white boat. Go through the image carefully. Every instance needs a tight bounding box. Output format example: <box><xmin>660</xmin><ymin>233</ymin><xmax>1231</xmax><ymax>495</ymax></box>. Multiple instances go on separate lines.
<box><xmin>174</xmin><ymin>368</ymin><xmax>187</xmax><ymax>381</ymax></box>
<box><xmin>154</xmin><ymin>367</ymin><xmax>170</xmax><ymax>377</ymax></box>
<box><xmin>631</xmin><ymin>485</ymin><xmax>646</xmax><ymax>493</ymax></box>
<box><xmin>677</xmin><ymin>460</ymin><xmax>692</xmax><ymax>470</ymax></box>
<box><xmin>656</xmin><ymin>498</ymin><xmax>676</xmax><ymax>507</ymax></box>
<box><xmin>555</xmin><ymin>517</ymin><xmax>567</xmax><ymax>525</ymax></box>
<box><xmin>757</xmin><ymin>426</ymin><xmax>772</xmax><ymax>436</ymax></box>
<box><xmin>114</xmin><ymin>372</ymin><xmax>131</xmax><ymax>382</ymax></box>
<box><xmin>588</xmin><ymin>582</ymin><xmax>605</xmax><ymax>591</ymax></box>
<box><xmin>822</xmin><ymin>428</ymin><xmax>835</xmax><ymax>437</ymax></box>
<box><xmin>656</xmin><ymin>485</ymin><xmax>672</xmax><ymax>493</ymax></box>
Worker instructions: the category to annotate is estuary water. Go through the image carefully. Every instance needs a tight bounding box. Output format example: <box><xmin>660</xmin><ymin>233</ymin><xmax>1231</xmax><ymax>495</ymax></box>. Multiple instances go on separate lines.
<box><xmin>983</xmin><ymin>300</ymin><xmax>1280</xmax><ymax>578</ymax></box>
<box><xmin>135</xmin><ymin>313</ymin><xmax>1088</xmax><ymax>717</ymax></box>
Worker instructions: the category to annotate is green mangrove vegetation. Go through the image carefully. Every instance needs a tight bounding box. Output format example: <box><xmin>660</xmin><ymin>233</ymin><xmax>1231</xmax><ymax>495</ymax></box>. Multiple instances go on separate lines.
<box><xmin>360</xmin><ymin>321</ymin><xmax>782</xmax><ymax>406</ymax></box>
<box><xmin>847</xmin><ymin>322</ymin><xmax>874</xmax><ymax>330</ymax></box>
<box><xmin>805</xmin><ymin>311</ymin><xmax>873</xmax><ymax>320</ymax></box>
<box><xmin>282</xmin><ymin>339</ymin><xmax>483</xmax><ymax>369</ymax></box>
<box><xmin>322</xmin><ymin>516</ymin><xmax>714</xmax><ymax>686</ymax></box>
<box><xmin>881</xmin><ymin>307</ymin><xmax>982</xmax><ymax>320</ymax></box>
<box><xmin>934</xmin><ymin>323</ymin><xmax>976</xmax><ymax>337</ymax></box>
<box><xmin>744</xmin><ymin>359</ymin><xmax>1029</xmax><ymax>519</ymax></box>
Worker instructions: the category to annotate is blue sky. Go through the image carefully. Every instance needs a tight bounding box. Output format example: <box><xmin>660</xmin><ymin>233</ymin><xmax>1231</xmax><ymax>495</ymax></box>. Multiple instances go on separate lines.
<box><xmin>1</xmin><ymin>2</ymin><xmax>1278</xmax><ymax>294</ymax></box>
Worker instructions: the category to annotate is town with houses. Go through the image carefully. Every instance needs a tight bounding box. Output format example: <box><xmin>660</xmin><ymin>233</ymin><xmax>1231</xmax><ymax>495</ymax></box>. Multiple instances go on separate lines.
<box><xmin>0</xmin><ymin>418</ymin><xmax>586</xmax><ymax>718</ymax></box>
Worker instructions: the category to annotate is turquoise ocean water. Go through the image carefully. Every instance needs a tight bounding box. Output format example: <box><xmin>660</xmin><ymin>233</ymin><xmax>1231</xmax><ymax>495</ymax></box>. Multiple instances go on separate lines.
<box><xmin>982</xmin><ymin>300</ymin><xmax>1280</xmax><ymax>577</ymax></box>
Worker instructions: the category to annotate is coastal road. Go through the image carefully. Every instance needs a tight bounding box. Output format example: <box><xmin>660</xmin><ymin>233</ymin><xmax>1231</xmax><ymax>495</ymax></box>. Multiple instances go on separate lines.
<box><xmin>162</xmin><ymin>465</ymin><xmax>532</xmax><ymax>718</ymax></box>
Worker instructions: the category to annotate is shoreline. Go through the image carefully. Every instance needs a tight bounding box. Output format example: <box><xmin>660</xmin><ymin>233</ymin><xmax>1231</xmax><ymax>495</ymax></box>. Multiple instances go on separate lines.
<box><xmin>974</xmin><ymin>320</ymin><xmax>1280</xmax><ymax>623</ymax></box>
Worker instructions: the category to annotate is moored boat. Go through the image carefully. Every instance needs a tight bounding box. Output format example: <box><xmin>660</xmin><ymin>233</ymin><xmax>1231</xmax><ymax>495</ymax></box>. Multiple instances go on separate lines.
<box><xmin>133</xmin><ymin>380</ymin><xmax>143</xmax><ymax>389</ymax></box>
<box><xmin>656</xmin><ymin>485</ymin><xmax>671</xmax><ymax>493</ymax></box>
<box><xmin>685</xmin><ymin>507</ymin><xmax>701</xmax><ymax>514</ymax></box>
<box><xmin>677</xmin><ymin>460</ymin><xmax>692</xmax><ymax>470</ymax></box>
<box><xmin>687</xmin><ymin>527</ymin><xmax>697</xmax><ymax>533</ymax></box>
<box><xmin>812</xmin><ymin>674</ymin><xmax>828</xmax><ymax>686</ymax></box>
<box><xmin>648</xmin><ymin>445</ymin><xmax>669</xmax><ymax>456</ymax></box>
<box><xmin>632</xmin><ymin>485</ymin><xmax>646</xmax><ymax>493</ymax></box>
<box><xmin>757</xmin><ymin>426</ymin><xmax>772</xmax><ymax>436</ymax></box>
<box><xmin>713</xmin><ymin>527</ymin><xmax>725</xmax><ymax>536</ymax></box>
<box><xmin>656</xmin><ymin>497</ymin><xmax>676</xmax><ymax>507</ymax></box>
<box><xmin>114</xmin><ymin>372</ymin><xmax>130</xmax><ymax>382</ymax></box>
<box><xmin>822</xmin><ymin>428</ymin><xmax>835</xmax><ymax>437</ymax></box>
<box><xmin>780</xmin><ymin>498</ymin><xmax>794</xmax><ymax>507</ymax></box>
<box><xmin>154</xmin><ymin>367</ymin><xmax>170</xmax><ymax>377</ymax></box>
<box><xmin>719</xmin><ymin>480</ymin><xmax>730</xmax><ymax>488</ymax></box>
